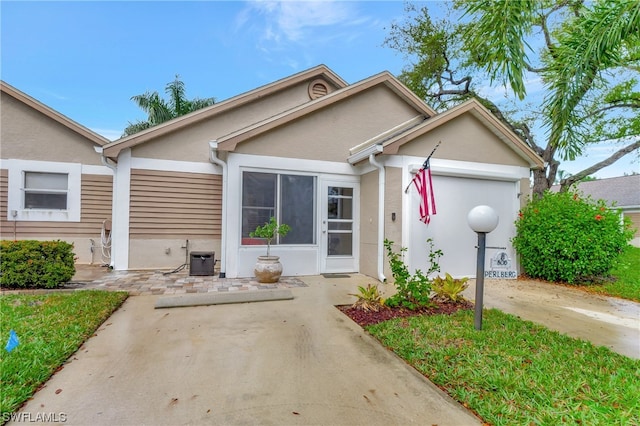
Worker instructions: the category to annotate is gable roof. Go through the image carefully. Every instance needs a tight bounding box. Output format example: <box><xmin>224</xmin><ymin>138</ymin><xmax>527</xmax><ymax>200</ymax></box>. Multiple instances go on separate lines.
<box><xmin>102</xmin><ymin>65</ymin><xmax>348</xmax><ymax>159</ymax></box>
<box><xmin>216</xmin><ymin>71</ymin><xmax>437</xmax><ymax>151</ymax></box>
<box><xmin>377</xmin><ymin>98</ymin><xmax>544</xmax><ymax>169</ymax></box>
<box><xmin>1</xmin><ymin>80</ymin><xmax>110</xmax><ymax>146</ymax></box>
<box><xmin>553</xmin><ymin>175</ymin><xmax>640</xmax><ymax>208</ymax></box>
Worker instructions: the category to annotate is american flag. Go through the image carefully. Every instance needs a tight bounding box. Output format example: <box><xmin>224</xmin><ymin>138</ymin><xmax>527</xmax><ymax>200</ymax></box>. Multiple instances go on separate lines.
<box><xmin>412</xmin><ymin>161</ymin><xmax>436</xmax><ymax>224</ymax></box>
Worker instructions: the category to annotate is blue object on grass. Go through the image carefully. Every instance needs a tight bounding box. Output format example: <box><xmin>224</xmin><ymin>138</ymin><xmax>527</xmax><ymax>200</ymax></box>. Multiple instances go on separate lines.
<box><xmin>5</xmin><ymin>329</ymin><xmax>19</xmax><ymax>352</ymax></box>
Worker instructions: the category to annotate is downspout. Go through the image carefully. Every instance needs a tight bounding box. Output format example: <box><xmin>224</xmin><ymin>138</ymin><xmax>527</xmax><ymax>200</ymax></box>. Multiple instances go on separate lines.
<box><xmin>208</xmin><ymin>141</ymin><xmax>227</xmax><ymax>278</ymax></box>
<box><xmin>95</xmin><ymin>146</ymin><xmax>116</xmax><ymax>268</ymax></box>
<box><xmin>368</xmin><ymin>153</ymin><xmax>386</xmax><ymax>282</ymax></box>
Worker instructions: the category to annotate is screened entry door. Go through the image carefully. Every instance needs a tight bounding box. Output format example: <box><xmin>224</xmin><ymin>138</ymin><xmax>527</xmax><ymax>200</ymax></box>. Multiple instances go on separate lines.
<box><xmin>320</xmin><ymin>181</ymin><xmax>359</xmax><ymax>273</ymax></box>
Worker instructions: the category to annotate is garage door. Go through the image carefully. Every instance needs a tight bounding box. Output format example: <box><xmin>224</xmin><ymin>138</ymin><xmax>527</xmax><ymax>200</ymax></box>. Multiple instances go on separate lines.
<box><xmin>408</xmin><ymin>175</ymin><xmax>519</xmax><ymax>278</ymax></box>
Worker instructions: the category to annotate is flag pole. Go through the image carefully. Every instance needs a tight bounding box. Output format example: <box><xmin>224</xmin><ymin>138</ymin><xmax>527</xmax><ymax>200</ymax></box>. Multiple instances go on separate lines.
<box><xmin>404</xmin><ymin>141</ymin><xmax>441</xmax><ymax>193</ymax></box>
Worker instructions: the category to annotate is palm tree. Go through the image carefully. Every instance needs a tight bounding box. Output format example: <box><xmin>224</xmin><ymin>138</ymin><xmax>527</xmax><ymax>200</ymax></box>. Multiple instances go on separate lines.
<box><xmin>122</xmin><ymin>75</ymin><xmax>215</xmax><ymax>137</ymax></box>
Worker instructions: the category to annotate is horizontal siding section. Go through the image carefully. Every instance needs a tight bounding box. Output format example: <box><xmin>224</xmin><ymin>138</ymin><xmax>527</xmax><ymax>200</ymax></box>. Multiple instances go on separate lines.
<box><xmin>626</xmin><ymin>211</ymin><xmax>640</xmax><ymax>230</ymax></box>
<box><xmin>0</xmin><ymin>171</ymin><xmax>113</xmax><ymax>239</ymax></box>
<box><xmin>129</xmin><ymin>169</ymin><xmax>221</xmax><ymax>239</ymax></box>
<box><xmin>0</xmin><ymin>169</ymin><xmax>8</xmax><ymax>236</ymax></box>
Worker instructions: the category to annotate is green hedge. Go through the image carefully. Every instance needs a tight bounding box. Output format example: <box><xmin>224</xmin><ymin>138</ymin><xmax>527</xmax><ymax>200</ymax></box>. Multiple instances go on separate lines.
<box><xmin>513</xmin><ymin>190</ymin><xmax>634</xmax><ymax>283</ymax></box>
<box><xmin>0</xmin><ymin>240</ymin><xmax>76</xmax><ymax>289</ymax></box>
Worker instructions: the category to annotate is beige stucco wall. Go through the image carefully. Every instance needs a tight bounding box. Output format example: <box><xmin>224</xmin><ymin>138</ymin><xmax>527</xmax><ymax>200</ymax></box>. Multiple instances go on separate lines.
<box><xmin>359</xmin><ymin>170</ymin><xmax>378</xmax><ymax>279</ymax></box>
<box><xmin>233</xmin><ymin>85</ymin><xmax>422</xmax><ymax>163</ymax></box>
<box><xmin>383</xmin><ymin>166</ymin><xmax>403</xmax><ymax>281</ymax></box>
<box><xmin>131</xmin><ymin>80</ymin><xmax>330</xmax><ymax>162</ymax></box>
<box><xmin>384</xmin><ymin>166</ymin><xmax>403</xmax><ymax>244</ymax></box>
<box><xmin>1</xmin><ymin>92</ymin><xmax>102</xmax><ymax>164</ymax></box>
<box><xmin>358</xmin><ymin>166</ymin><xmax>404</xmax><ymax>281</ymax></box>
<box><xmin>397</xmin><ymin>113</ymin><xmax>531</xmax><ymax>168</ymax></box>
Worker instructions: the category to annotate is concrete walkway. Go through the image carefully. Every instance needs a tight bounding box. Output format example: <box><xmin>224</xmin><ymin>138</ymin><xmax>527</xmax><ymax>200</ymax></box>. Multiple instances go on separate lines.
<box><xmin>11</xmin><ymin>274</ymin><xmax>481</xmax><ymax>426</ymax></box>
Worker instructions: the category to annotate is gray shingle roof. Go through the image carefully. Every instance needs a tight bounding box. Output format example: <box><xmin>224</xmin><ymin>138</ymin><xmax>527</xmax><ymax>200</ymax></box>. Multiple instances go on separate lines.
<box><xmin>556</xmin><ymin>175</ymin><xmax>640</xmax><ymax>208</ymax></box>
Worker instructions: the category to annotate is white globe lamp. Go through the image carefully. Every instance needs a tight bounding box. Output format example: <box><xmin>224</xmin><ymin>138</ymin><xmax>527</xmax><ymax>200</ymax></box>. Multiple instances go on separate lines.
<box><xmin>467</xmin><ymin>205</ymin><xmax>499</xmax><ymax>233</ymax></box>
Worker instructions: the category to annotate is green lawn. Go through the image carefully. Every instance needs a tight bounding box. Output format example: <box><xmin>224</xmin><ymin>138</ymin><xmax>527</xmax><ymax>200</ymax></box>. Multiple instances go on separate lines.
<box><xmin>0</xmin><ymin>291</ymin><xmax>128</xmax><ymax>418</ymax></box>
<box><xmin>367</xmin><ymin>308</ymin><xmax>640</xmax><ymax>425</ymax></box>
<box><xmin>585</xmin><ymin>245</ymin><xmax>640</xmax><ymax>301</ymax></box>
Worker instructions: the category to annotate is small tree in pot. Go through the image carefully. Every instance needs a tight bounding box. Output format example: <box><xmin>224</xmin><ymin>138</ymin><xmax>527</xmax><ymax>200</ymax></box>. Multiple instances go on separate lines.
<box><xmin>250</xmin><ymin>217</ymin><xmax>291</xmax><ymax>283</ymax></box>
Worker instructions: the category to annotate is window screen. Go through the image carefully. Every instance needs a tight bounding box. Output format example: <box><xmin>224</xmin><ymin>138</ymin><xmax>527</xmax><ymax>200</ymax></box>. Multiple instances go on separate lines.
<box><xmin>24</xmin><ymin>172</ymin><xmax>68</xmax><ymax>210</ymax></box>
<box><xmin>242</xmin><ymin>171</ymin><xmax>315</xmax><ymax>245</ymax></box>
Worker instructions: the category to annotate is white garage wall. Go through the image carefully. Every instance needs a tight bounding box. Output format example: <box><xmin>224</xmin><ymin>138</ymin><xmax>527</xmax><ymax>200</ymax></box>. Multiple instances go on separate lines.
<box><xmin>406</xmin><ymin>175</ymin><xmax>520</xmax><ymax>279</ymax></box>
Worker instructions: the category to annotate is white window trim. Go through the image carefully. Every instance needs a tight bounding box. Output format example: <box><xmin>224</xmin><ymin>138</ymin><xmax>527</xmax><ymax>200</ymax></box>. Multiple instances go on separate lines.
<box><xmin>5</xmin><ymin>159</ymin><xmax>81</xmax><ymax>222</ymax></box>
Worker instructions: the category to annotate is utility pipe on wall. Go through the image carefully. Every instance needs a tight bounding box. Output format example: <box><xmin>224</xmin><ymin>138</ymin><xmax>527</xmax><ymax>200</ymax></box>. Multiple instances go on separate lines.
<box><xmin>209</xmin><ymin>141</ymin><xmax>227</xmax><ymax>278</ymax></box>
<box><xmin>368</xmin><ymin>153</ymin><xmax>386</xmax><ymax>282</ymax></box>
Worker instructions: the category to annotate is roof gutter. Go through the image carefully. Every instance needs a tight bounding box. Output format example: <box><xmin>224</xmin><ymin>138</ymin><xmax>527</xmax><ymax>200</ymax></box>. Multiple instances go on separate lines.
<box><xmin>348</xmin><ymin>143</ymin><xmax>383</xmax><ymax>165</ymax></box>
<box><xmin>368</xmin><ymin>149</ymin><xmax>387</xmax><ymax>282</ymax></box>
<box><xmin>208</xmin><ymin>141</ymin><xmax>227</xmax><ymax>278</ymax></box>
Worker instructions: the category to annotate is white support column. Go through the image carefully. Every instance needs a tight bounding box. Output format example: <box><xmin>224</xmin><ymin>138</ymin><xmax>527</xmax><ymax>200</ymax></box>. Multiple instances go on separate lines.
<box><xmin>112</xmin><ymin>149</ymin><xmax>131</xmax><ymax>270</ymax></box>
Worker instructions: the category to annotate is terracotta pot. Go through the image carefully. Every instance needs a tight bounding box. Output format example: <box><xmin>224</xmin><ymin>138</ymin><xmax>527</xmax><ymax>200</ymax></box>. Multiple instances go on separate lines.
<box><xmin>254</xmin><ymin>255</ymin><xmax>283</xmax><ymax>283</ymax></box>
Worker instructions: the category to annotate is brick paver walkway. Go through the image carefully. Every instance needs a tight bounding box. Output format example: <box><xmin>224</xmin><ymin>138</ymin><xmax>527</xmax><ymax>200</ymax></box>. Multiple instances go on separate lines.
<box><xmin>2</xmin><ymin>269</ymin><xmax>307</xmax><ymax>296</ymax></box>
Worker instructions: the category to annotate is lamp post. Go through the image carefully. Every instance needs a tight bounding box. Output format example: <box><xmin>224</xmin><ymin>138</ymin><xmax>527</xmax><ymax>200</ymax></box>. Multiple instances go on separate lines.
<box><xmin>467</xmin><ymin>205</ymin><xmax>499</xmax><ymax>330</ymax></box>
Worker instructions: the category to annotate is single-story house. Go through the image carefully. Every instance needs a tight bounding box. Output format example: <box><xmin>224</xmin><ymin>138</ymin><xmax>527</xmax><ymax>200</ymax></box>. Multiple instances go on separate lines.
<box><xmin>553</xmin><ymin>175</ymin><xmax>640</xmax><ymax>247</ymax></box>
<box><xmin>1</xmin><ymin>81</ymin><xmax>113</xmax><ymax>264</ymax></box>
<box><xmin>2</xmin><ymin>65</ymin><xmax>544</xmax><ymax>280</ymax></box>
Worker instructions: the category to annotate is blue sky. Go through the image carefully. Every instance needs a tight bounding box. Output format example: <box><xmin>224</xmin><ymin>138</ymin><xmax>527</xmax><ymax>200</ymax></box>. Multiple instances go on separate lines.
<box><xmin>2</xmin><ymin>1</ymin><xmax>637</xmax><ymax>178</ymax></box>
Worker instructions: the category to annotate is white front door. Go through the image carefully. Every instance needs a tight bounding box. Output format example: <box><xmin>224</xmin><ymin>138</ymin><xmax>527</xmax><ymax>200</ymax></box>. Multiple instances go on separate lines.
<box><xmin>320</xmin><ymin>181</ymin><xmax>359</xmax><ymax>273</ymax></box>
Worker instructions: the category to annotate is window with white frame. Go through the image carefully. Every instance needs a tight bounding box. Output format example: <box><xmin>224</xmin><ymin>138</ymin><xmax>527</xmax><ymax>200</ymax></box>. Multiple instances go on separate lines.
<box><xmin>242</xmin><ymin>171</ymin><xmax>316</xmax><ymax>245</ymax></box>
<box><xmin>5</xmin><ymin>159</ymin><xmax>81</xmax><ymax>222</ymax></box>
<box><xmin>24</xmin><ymin>172</ymin><xmax>69</xmax><ymax>210</ymax></box>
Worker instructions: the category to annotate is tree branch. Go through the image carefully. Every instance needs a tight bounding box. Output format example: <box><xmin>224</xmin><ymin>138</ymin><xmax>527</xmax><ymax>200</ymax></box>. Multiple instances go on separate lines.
<box><xmin>559</xmin><ymin>140</ymin><xmax>640</xmax><ymax>190</ymax></box>
<box><xmin>524</xmin><ymin>63</ymin><xmax>548</xmax><ymax>73</ymax></box>
<box><xmin>587</xmin><ymin>102</ymin><xmax>640</xmax><ymax>118</ymax></box>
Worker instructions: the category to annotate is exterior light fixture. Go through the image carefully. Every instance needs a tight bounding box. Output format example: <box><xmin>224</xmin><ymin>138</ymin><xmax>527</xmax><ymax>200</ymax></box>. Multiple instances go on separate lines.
<box><xmin>467</xmin><ymin>205</ymin><xmax>499</xmax><ymax>330</ymax></box>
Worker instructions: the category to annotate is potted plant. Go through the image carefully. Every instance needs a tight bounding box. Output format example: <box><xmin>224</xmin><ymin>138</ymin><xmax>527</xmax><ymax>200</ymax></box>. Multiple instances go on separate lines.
<box><xmin>250</xmin><ymin>217</ymin><xmax>291</xmax><ymax>283</ymax></box>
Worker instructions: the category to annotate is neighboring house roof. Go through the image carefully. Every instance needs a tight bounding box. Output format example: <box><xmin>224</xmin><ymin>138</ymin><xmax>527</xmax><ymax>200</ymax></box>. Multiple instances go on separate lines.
<box><xmin>216</xmin><ymin>71</ymin><xmax>437</xmax><ymax>151</ymax></box>
<box><xmin>0</xmin><ymin>80</ymin><xmax>110</xmax><ymax>146</ymax></box>
<box><xmin>102</xmin><ymin>64</ymin><xmax>348</xmax><ymax>159</ymax></box>
<box><xmin>378</xmin><ymin>98</ymin><xmax>544</xmax><ymax>169</ymax></box>
<box><xmin>553</xmin><ymin>175</ymin><xmax>640</xmax><ymax>208</ymax></box>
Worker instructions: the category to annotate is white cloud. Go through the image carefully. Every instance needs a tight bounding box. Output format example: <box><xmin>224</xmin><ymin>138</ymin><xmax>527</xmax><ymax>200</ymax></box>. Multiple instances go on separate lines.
<box><xmin>237</xmin><ymin>0</ymin><xmax>376</xmax><ymax>64</ymax></box>
<box><xmin>92</xmin><ymin>128</ymin><xmax>123</xmax><ymax>141</ymax></box>
<box><xmin>39</xmin><ymin>89</ymin><xmax>69</xmax><ymax>101</ymax></box>
<box><xmin>250</xmin><ymin>0</ymin><xmax>358</xmax><ymax>42</ymax></box>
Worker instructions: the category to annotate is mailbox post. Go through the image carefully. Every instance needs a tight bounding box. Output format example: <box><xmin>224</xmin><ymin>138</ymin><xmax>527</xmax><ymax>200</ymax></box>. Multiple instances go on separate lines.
<box><xmin>467</xmin><ymin>206</ymin><xmax>499</xmax><ymax>330</ymax></box>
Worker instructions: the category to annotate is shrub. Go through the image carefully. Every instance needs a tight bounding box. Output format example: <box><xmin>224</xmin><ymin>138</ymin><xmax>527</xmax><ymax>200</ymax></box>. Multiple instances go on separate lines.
<box><xmin>349</xmin><ymin>284</ymin><xmax>385</xmax><ymax>312</ymax></box>
<box><xmin>0</xmin><ymin>240</ymin><xmax>76</xmax><ymax>289</ymax></box>
<box><xmin>512</xmin><ymin>190</ymin><xmax>634</xmax><ymax>283</ymax></box>
<box><xmin>431</xmin><ymin>273</ymin><xmax>469</xmax><ymax>302</ymax></box>
<box><xmin>383</xmin><ymin>238</ymin><xmax>441</xmax><ymax>310</ymax></box>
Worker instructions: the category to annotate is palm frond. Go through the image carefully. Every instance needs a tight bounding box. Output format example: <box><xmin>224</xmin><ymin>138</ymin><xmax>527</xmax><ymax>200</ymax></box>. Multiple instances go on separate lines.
<box><xmin>543</xmin><ymin>0</ymin><xmax>640</xmax><ymax>159</ymax></box>
<box><xmin>462</xmin><ymin>0</ymin><xmax>538</xmax><ymax>100</ymax></box>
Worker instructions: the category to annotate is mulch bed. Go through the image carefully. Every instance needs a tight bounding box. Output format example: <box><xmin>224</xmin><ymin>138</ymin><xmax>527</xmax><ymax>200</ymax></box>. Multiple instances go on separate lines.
<box><xmin>337</xmin><ymin>299</ymin><xmax>474</xmax><ymax>327</ymax></box>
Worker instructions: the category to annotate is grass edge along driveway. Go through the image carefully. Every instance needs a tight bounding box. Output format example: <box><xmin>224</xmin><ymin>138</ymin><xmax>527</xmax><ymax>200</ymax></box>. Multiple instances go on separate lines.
<box><xmin>1</xmin><ymin>290</ymin><xmax>128</xmax><ymax>419</ymax></box>
<box><xmin>368</xmin><ymin>308</ymin><xmax>640</xmax><ymax>425</ymax></box>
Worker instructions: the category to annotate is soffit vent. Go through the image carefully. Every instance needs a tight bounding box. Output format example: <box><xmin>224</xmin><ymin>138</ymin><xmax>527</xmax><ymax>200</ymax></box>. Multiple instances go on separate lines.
<box><xmin>308</xmin><ymin>79</ymin><xmax>331</xmax><ymax>100</ymax></box>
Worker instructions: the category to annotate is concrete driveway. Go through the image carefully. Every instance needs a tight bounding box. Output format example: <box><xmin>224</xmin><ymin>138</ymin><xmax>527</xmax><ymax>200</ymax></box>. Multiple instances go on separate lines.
<box><xmin>13</xmin><ymin>275</ymin><xmax>480</xmax><ymax>426</ymax></box>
